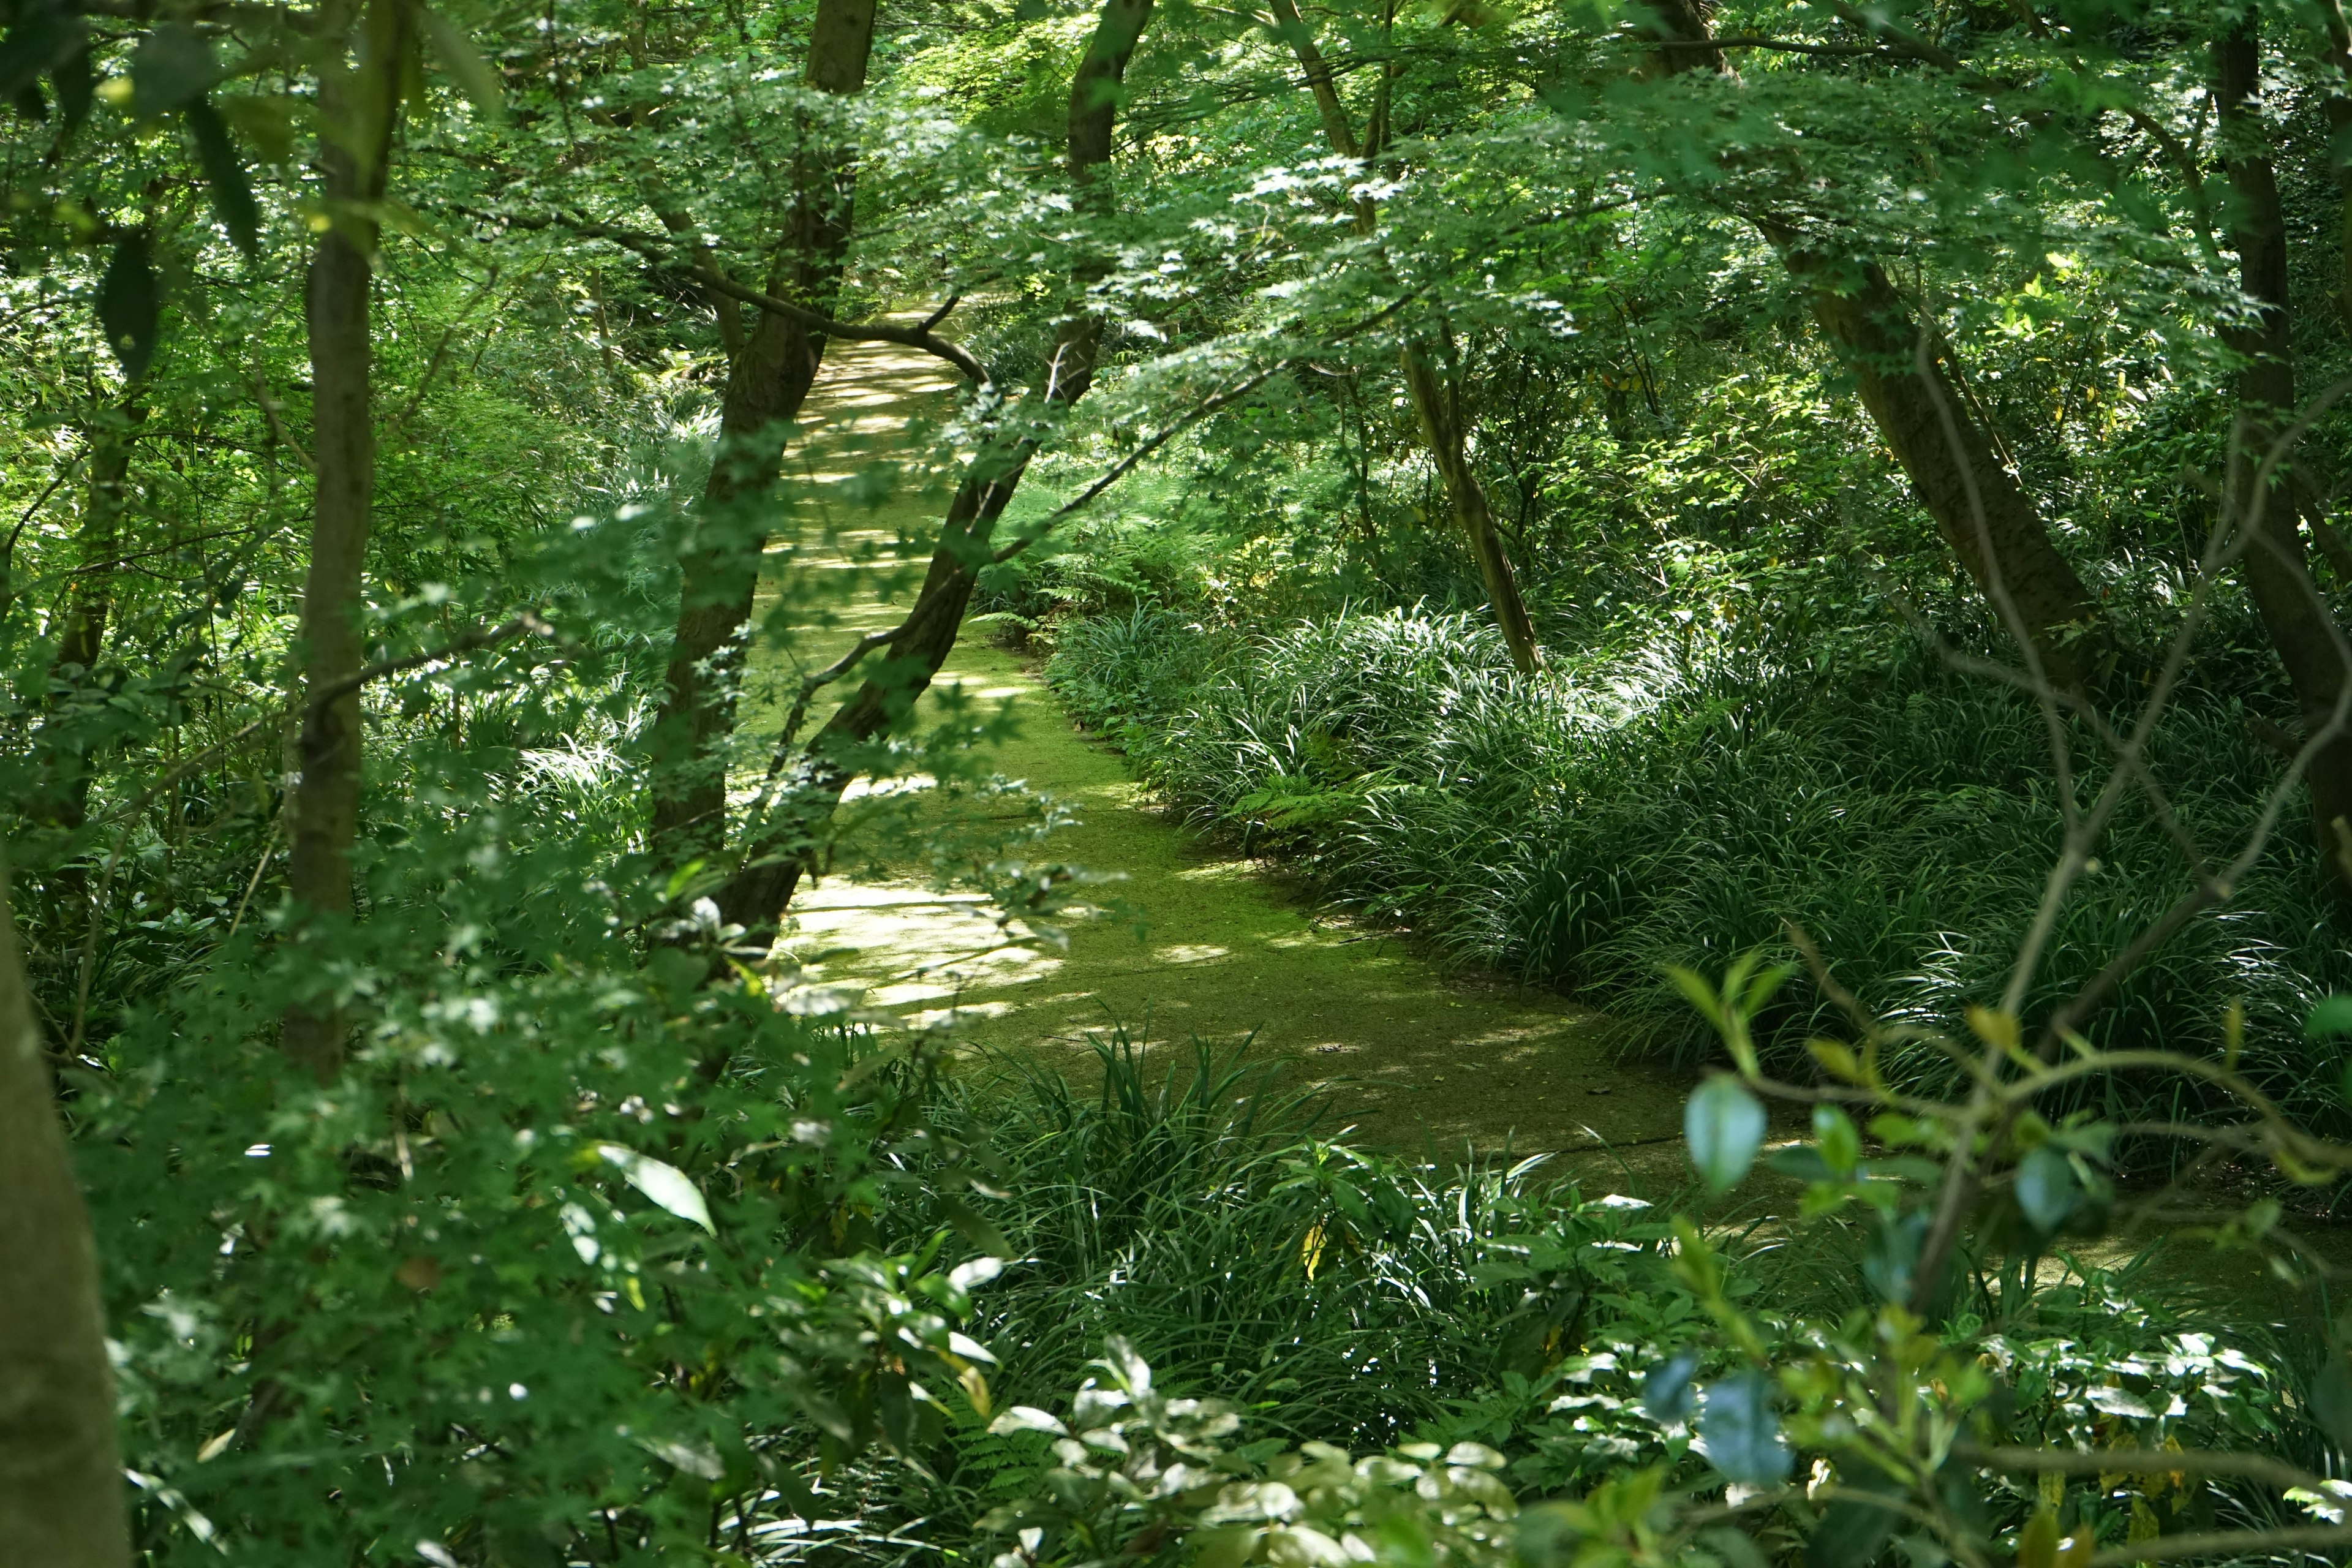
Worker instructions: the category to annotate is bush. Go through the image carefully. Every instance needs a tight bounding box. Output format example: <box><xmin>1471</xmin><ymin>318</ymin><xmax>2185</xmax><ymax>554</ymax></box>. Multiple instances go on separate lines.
<box><xmin>1044</xmin><ymin>606</ymin><xmax>2352</xmax><ymax>1152</ymax></box>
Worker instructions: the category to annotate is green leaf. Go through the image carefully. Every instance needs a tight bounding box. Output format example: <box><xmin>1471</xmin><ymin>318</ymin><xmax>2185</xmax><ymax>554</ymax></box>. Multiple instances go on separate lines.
<box><xmin>2313</xmin><ymin>1356</ymin><xmax>2352</xmax><ymax>1451</ymax></box>
<box><xmin>184</xmin><ymin>99</ymin><xmax>258</xmax><ymax>256</ymax></box>
<box><xmin>130</xmin><ymin>22</ymin><xmax>216</xmax><ymax>116</ymax></box>
<box><xmin>1812</xmin><ymin>1104</ymin><xmax>1860</xmax><ymax>1178</ymax></box>
<box><xmin>2013</xmin><ymin>1145</ymin><xmax>2079</xmax><ymax>1234</ymax></box>
<box><xmin>940</xmin><ymin>1194</ymin><xmax>1011</xmax><ymax>1259</ymax></box>
<box><xmin>0</xmin><ymin>9</ymin><xmax>86</xmax><ymax>100</ymax></box>
<box><xmin>1684</xmin><ymin>1075</ymin><xmax>1765</xmax><ymax>1194</ymax></box>
<box><xmin>97</xmin><ymin>235</ymin><xmax>159</xmax><ymax>380</ymax></box>
<box><xmin>1642</xmin><ymin>1349</ymin><xmax>1700</xmax><ymax>1424</ymax></box>
<box><xmin>417</xmin><ymin>5</ymin><xmax>505</xmax><ymax>121</ymax></box>
<box><xmin>596</xmin><ymin>1144</ymin><xmax>714</xmax><ymax>1234</ymax></box>
<box><xmin>1808</xmin><ymin>1466</ymin><xmax>1905</xmax><ymax>1568</ymax></box>
<box><xmin>1698</xmin><ymin>1368</ymin><xmax>1789</xmax><ymax>1487</ymax></box>
<box><xmin>2307</xmin><ymin>995</ymin><xmax>2352</xmax><ymax>1039</ymax></box>
<box><xmin>51</xmin><ymin>42</ymin><xmax>89</xmax><ymax>126</ymax></box>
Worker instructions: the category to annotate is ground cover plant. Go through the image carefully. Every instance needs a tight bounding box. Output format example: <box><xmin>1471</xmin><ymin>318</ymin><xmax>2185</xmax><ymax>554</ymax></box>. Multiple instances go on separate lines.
<box><xmin>13</xmin><ymin>0</ymin><xmax>2352</xmax><ymax>1565</ymax></box>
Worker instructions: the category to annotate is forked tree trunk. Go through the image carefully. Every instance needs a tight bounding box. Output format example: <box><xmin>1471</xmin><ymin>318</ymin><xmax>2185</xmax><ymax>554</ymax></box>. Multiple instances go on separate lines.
<box><xmin>0</xmin><ymin>844</ymin><xmax>129</xmax><ymax>1567</ymax></box>
<box><xmin>1646</xmin><ymin>16</ymin><xmax>2098</xmax><ymax>687</ymax></box>
<box><xmin>2215</xmin><ymin>18</ymin><xmax>2352</xmax><ymax>897</ymax></box>
<box><xmin>1267</xmin><ymin>0</ymin><xmax>1540</xmax><ymax>673</ymax></box>
<box><xmin>282</xmin><ymin>0</ymin><xmax>409</xmax><ymax>1077</ymax></box>
<box><xmin>719</xmin><ymin>0</ymin><xmax>1156</xmax><ymax>935</ymax></box>
<box><xmin>647</xmin><ymin>0</ymin><xmax>879</xmax><ymax>864</ymax></box>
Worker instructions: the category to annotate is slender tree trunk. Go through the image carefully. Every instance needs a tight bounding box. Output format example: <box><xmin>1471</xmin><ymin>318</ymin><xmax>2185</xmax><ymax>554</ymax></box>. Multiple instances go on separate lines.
<box><xmin>1268</xmin><ymin>0</ymin><xmax>1540</xmax><ymax>672</ymax></box>
<box><xmin>1399</xmin><ymin>333</ymin><xmax>1540</xmax><ymax>668</ymax></box>
<box><xmin>718</xmin><ymin>0</ymin><xmax>1155</xmax><ymax>935</ymax></box>
<box><xmin>1645</xmin><ymin>21</ymin><xmax>2098</xmax><ymax>684</ymax></box>
<box><xmin>282</xmin><ymin>0</ymin><xmax>408</xmax><ymax>1078</ymax></box>
<box><xmin>36</xmin><ymin>398</ymin><xmax>145</xmax><ymax>842</ymax></box>
<box><xmin>647</xmin><ymin>0</ymin><xmax>879</xmax><ymax>864</ymax></box>
<box><xmin>2215</xmin><ymin>18</ymin><xmax>2352</xmax><ymax>896</ymax></box>
<box><xmin>0</xmin><ymin>844</ymin><xmax>129</xmax><ymax>1567</ymax></box>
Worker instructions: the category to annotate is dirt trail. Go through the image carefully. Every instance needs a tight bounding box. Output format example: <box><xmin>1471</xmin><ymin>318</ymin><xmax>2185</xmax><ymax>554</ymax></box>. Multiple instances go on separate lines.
<box><xmin>745</xmin><ymin>333</ymin><xmax>1701</xmax><ymax>1166</ymax></box>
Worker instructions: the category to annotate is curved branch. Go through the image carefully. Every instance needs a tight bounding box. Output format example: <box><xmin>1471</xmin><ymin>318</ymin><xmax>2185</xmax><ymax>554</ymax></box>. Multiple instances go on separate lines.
<box><xmin>493</xmin><ymin>207</ymin><xmax>991</xmax><ymax>385</ymax></box>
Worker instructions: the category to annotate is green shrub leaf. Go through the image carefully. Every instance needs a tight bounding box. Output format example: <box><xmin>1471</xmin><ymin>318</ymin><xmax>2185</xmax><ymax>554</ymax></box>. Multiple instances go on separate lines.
<box><xmin>1698</xmin><ymin>1368</ymin><xmax>1789</xmax><ymax>1487</ymax></box>
<box><xmin>1686</xmin><ymin>1076</ymin><xmax>1765</xmax><ymax>1194</ymax></box>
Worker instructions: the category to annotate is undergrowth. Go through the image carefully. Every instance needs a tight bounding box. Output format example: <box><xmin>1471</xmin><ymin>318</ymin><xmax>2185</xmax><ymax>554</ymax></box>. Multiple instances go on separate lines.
<box><xmin>1044</xmin><ymin>606</ymin><xmax>2352</xmax><ymax>1159</ymax></box>
<box><xmin>841</xmin><ymin>1034</ymin><xmax>2332</xmax><ymax>1561</ymax></box>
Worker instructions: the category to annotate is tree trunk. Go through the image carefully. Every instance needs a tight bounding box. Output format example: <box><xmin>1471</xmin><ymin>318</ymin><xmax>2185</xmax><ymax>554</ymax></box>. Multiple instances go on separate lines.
<box><xmin>2215</xmin><ymin>18</ymin><xmax>2352</xmax><ymax>897</ymax></box>
<box><xmin>36</xmin><ymin>398</ymin><xmax>145</xmax><ymax>842</ymax></box>
<box><xmin>1267</xmin><ymin>0</ymin><xmax>1541</xmax><ymax>673</ymax></box>
<box><xmin>0</xmin><ymin>843</ymin><xmax>129</xmax><ymax>1567</ymax></box>
<box><xmin>282</xmin><ymin>0</ymin><xmax>409</xmax><ymax>1078</ymax></box>
<box><xmin>646</xmin><ymin>0</ymin><xmax>879</xmax><ymax>864</ymax></box>
<box><xmin>1765</xmin><ymin>228</ymin><xmax>2099</xmax><ymax>683</ymax></box>
<box><xmin>1646</xmin><ymin>19</ymin><xmax>2098</xmax><ymax>685</ymax></box>
<box><xmin>1399</xmin><ymin>334</ymin><xmax>1540</xmax><ymax>669</ymax></box>
<box><xmin>718</xmin><ymin>0</ymin><xmax>1155</xmax><ymax>937</ymax></box>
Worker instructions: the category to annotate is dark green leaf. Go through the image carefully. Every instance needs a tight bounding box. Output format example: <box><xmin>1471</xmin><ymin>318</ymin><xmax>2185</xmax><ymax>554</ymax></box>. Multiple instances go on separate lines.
<box><xmin>1699</xmin><ymin>1368</ymin><xmax>1790</xmax><ymax>1487</ymax></box>
<box><xmin>97</xmin><ymin>235</ymin><xmax>159</xmax><ymax>381</ymax></box>
<box><xmin>50</xmin><ymin>42</ymin><xmax>88</xmax><ymax>125</ymax></box>
<box><xmin>1515</xmin><ymin>1503</ymin><xmax>1585</xmax><ymax>1568</ymax></box>
<box><xmin>130</xmin><ymin>21</ymin><xmax>216</xmax><ymax>115</ymax></box>
<box><xmin>2312</xmin><ymin>1356</ymin><xmax>2352</xmax><ymax>1450</ymax></box>
<box><xmin>1861</xmin><ymin>1210</ymin><xmax>1926</xmax><ymax>1305</ymax></box>
<box><xmin>2013</xmin><ymin>1145</ymin><xmax>2079</xmax><ymax>1234</ymax></box>
<box><xmin>1643</xmin><ymin>1349</ymin><xmax>1700</xmax><ymax>1424</ymax></box>
<box><xmin>0</xmin><ymin>7</ymin><xmax>85</xmax><ymax>99</ymax></box>
<box><xmin>1809</xmin><ymin>1463</ymin><xmax>1905</xmax><ymax>1568</ymax></box>
<box><xmin>940</xmin><ymin>1195</ymin><xmax>1011</xmax><ymax>1259</ymax></box>
<box><xmin>184</xmin><ymin>99</ymin><xmax>258</xmax><ymax>256</ymax></box>
<box><xmin>417</xmin><ymin>4</ymin><xmax>505</xmax><ymax>121</ymax></box>
<box><xmin>1686</xmin><ymin>1074</ymin><xmax>1765</xmax><ymax>1194</ymax></box>
<box><xmin>2305</xmin><ymin>995</ymin><xmax>2352</xmax><ymax>1039</ymax></box>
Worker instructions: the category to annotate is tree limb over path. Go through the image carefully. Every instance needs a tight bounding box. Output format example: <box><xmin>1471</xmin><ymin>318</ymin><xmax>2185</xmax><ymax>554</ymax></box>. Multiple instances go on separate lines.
<box><xmin>486</xmin><ymin>206</ymin><xmax>990</xmax><ymax>385</ymax></box>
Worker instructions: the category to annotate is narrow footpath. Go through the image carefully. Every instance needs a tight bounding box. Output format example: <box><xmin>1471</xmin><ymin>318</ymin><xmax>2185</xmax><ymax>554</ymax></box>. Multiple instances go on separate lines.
<box><xmin>745</xmin><ymin>333</ymin><xmax>1699</xmax><ymax>1164</ymax></box>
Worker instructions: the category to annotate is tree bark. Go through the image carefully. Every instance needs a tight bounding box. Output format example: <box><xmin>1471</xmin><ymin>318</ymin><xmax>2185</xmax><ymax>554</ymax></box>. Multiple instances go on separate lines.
<box><xmin>1765</xmin><ymin>228</ymin><xmax>2099</xmax><ymax>682</ymax></box>
<box><xmin>1267</xmin><ymin>0</ymin><xmax>1541</xmax><ymax>673</ymax></box>
<box><xmin>0</xmin><ymin>843</ymin><xmax>129</xmax><ymax>1567</ymax></box>
<box><xmin>718</xmin><ymin>0</ymin><xmax>1155</xmax><ymax>936</ymax></box>
<box><xmin>2214</xmin><ymin>18</ymin><xmax>2352</xmax><ymax>897</ymax></box>
<box><xmin>646</xmin><ymin>0</ymin><xmax>880</xmax><ymax>864</ymax></box>
<box><xmin>1646</xmin><ymin>18</ymin><xmax>2098</xmax><ymax>685</ymax></box>
<box><xmin>282</xmin><ymin>0</ymin><xmax>409</xmax><ymax>1078</ymax></box>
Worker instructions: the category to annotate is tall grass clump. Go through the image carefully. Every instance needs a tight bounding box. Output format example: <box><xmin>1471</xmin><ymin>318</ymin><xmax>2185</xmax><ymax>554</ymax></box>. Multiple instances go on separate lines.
<box><xmin>1046</xmin><ymin>606</ymin><xmax>2352</xmax><ymax>1154</ymax></box>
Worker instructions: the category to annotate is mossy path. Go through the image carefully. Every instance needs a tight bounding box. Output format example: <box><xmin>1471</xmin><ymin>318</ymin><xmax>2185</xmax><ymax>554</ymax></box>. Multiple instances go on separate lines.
<box><xmin>747</xmin><ymin>334</ymin><xmax>1700</xmax><ymax>1165</ymax></box>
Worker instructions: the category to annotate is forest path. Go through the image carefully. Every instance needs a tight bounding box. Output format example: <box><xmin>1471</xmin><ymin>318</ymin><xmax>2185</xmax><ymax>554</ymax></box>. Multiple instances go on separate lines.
<box><xmin>743</xmin><ymin>331</ymin><xmax>1701</xmax><ymax>1167</ymax></box>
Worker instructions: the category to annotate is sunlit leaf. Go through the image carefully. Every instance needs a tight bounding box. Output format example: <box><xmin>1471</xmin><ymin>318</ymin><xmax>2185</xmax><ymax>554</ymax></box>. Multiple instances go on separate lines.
<box><xmin>1685</xmin><ymin>1074</ymin><xmax>1765</xmax><ymax>1194</ymax></box>
<box><xmin>596</xmin><ymin>1144</ymin><xmax>714</xmax><ymax>1234</ymax></box>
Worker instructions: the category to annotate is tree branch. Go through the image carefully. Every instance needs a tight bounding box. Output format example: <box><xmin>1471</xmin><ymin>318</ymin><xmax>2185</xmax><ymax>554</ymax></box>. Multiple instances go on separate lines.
<box><xmin>488</xmin><ymin>207</ymin><xmax>990</xmax><ymax>384</ymax></box>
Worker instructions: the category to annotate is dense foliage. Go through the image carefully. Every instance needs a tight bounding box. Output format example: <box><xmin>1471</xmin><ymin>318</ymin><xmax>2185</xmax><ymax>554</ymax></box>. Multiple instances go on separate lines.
<box><xmin>11</xmin><ymin>0</ymin><xmax>2352</xmax><ymax>1564</ymax></box>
